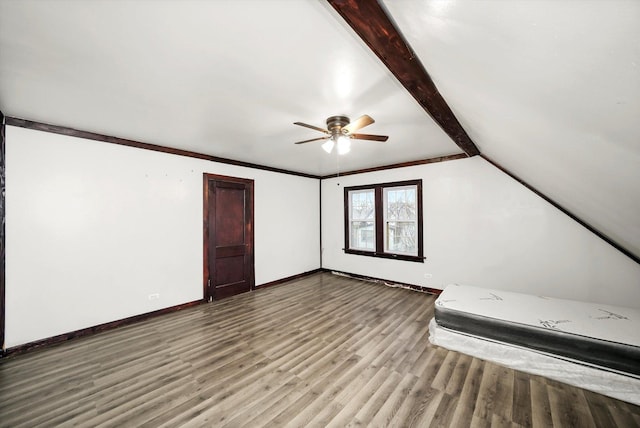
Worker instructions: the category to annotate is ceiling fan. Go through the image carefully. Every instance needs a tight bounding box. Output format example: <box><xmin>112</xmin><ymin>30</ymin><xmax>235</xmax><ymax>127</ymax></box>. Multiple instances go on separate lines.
<box><xmin>294</xmin><ymin>115</ymin><xmax>388</xmax><ymax>154</ymax></box>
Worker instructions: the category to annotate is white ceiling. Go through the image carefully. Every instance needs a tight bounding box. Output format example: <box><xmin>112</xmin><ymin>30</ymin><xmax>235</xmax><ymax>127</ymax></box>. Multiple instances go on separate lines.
<box><xmin>384</xmin><ymin>0</ymin><xmax>640</xmax><ymax>260</ymax></box>
<box><xmin>0</xmin><ymin>0</ymin><xmax>460</xmax><ymax>177</ymax></box>
<box><xmin>1</xmin><ymin>1</ymin><xmax>639</xmax><ymax>260</ymax></box>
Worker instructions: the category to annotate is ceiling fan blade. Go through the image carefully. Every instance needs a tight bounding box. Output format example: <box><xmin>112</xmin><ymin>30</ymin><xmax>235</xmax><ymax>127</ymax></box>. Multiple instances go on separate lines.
<box><xmin>294</xmin><ymin>136</ymin><xmax>330</xmax><ymax>145</ymax></box>
<box><xmin>343</xmin><ymin>114</ymin><xmax>374</xmax><ymax>134</ymax></box>
<box><xmin>293</xmin><ymin>122</ymin><xmax>329</xmax><ymax>134</ymax></box>
<box><xmin>351</xmin><ymin>133</ymin><xmax>388</xmax><ymax>142</ymax></box>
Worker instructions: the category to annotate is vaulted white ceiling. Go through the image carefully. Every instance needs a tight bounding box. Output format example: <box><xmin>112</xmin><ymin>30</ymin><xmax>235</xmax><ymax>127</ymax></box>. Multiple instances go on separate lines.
<box><xmin>1</xmin><ymin>0</ymin><xmax>639</xmax><ymax>260</ymax></box>
<box><xmin>0</xmin><ymin>0</ymin><xmax>460</xmax><ymax>177</ymax></box>
<box><xmin>385</xmin><ymin>0</ymin><xmax>640</xmax><ymax>261</ymax></box>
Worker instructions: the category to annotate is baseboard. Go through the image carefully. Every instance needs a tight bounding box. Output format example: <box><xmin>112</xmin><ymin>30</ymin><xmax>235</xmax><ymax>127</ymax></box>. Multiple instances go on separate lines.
<box><xmin>2</xmin><ymin>268</ymin><xmax>432</xmax><ymax>357</ymax></box>
<box><xmin>3</xmin><ymin>269</ymin><xmax>326</xmax><ymax>357</ymax></box>
<box><xmin>256</xmin><ymin>268</ymin><xmax>324</xmax><ymax>289</ymax></box>
<box><xmin>327</xmin><ymin>269</ymin><xmax>442</xmax><ymax>295</ymax></box>
<box><xmin>3</xmin><ymin>299</ymin><xmax>205</xmax><ymax>358</ymax></box>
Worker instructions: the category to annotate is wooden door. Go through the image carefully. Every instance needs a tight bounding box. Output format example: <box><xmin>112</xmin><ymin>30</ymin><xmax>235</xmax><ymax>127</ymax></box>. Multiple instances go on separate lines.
<box><xmin>203</xmin><ymin>174</ymin><xmax>254</xmax><ymax>300</ymax></box>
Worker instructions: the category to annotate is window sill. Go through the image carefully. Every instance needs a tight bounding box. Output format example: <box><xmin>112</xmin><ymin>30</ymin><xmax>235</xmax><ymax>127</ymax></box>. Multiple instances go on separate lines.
<box><xmin>344</xmin><ymin>249</ymin><xmax>425</xmax><ymax>263</ymax></box>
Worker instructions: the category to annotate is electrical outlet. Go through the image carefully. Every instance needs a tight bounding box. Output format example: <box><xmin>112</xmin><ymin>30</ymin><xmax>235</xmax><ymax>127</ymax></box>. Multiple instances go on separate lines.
<box><xmin>148</xmin><ymin>293</ymin><xmax>160</xmax><ymax>300</ymax></box>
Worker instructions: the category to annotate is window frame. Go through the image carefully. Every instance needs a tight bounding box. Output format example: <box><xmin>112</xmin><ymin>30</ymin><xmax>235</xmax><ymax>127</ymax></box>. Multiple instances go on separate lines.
<box><xmin>344</xmin><ymin>179</ymin><xmax>424</xmax><ymax>263</ymax></box>
<box><xmin>347</xmin><ymin>188</ymin><xmax>376</xmax><ymax>252</ymax></box>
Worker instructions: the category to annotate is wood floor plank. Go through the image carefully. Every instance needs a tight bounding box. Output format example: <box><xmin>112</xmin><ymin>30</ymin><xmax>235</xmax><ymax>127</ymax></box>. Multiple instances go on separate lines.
<box><xmin>279</xmin><ymin>341</ymin><xmax>392</xmax><ymax>427</ymax></box>
<box><xmin>217</xmin><ymin>375</ymin><xmax>305</xmax><ymax>427</ymax></box>
<box><xmin>1</xmin><ymin>272</ymin><xmax>638</xmax><ymax>427</ymax></box>
<box><xmin>175</xmin><ymin>370</ymin><xmax>296</xmax><ymax>427</ymax></box>
<box><xmin>388</xmin><ymin>383</ymin><xmax>443</xmax><ymax>427</ymax></box>
<box><xmin>444</xmin><ymin>352</ymin><xmax>472</xmax><ymax>397</ymax></box>
<box><xmin>530</xmin><ymin>379</ymin><xmax>554</xmax><ymax>428</ymax></box>
<box><xmin>430</xmin><ymin>393</ymin><xmax>460</xmax><ymax>428</ymax></box>
<box><xmin>389</xmin><ymin>324</ymin><xmax>431</xmax><ymax>375</ymax></box>
<box><xmin>492</xmin><ymin>363</ymin><xmax>515</xmax><ymax>421</ymax></box>
<box><xmin>346</xmin><ymin>369</ymin><xmax>404</xmax><ymax>426</ymax></box>
<box><xmin>473</xmin><ymin>360</ymin><xmax>514</xmax><ymax>422</ymax></box>
<box><xmin>583</xmin><ymin>389</ymin><xmax>618</xmax><ymax>428</ymax></box>
<box><xmin>434</xmin><ymin>345</ymin><xmax>485</xmax><ymax>426</ymax></box>
<box><xmin>609</xmin><ymin>402</ymin><xmax>640</xmax><ymax>428</ymax></box>
<box><xmin>512</xmin><ymin>369</ymin><xmax>533</xmax><ymax>428</ymax></box>
<box><xmin>547</xmin><ymin>382</ymin><xmax>597</xmax><ymax>428</ymax></box>
<box><xmin>431</xmin><ymin>350</ymin><xmax>460</xmax><ymax>392</ymax></box>
<box><xmin>257</xmin><ymin>354</ymin><xmax>361</xmax><ymax>426</ymax></box>
<box><xmin>359</xmin><ymin>371</ymin><xmax>419</xmax><ymax>427</ymax></box>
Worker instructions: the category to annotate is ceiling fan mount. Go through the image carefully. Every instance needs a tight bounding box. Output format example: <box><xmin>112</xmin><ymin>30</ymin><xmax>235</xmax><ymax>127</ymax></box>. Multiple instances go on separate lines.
<box><xmin>294</xmin><ymin>114</ymin><xmax>388</xmax><ymax>154</ymax></box>
<box><xmin>326</xmin><ymin>115</ymin><xmax>350</xmax><ymax>134</ymax></box>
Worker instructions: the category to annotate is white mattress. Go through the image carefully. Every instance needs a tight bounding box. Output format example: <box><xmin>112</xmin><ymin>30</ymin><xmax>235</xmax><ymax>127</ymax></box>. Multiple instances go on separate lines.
<box><xmin>430</xmin><ymin>284</ymin><xmax>640</xmax><ymax>405</ymax></box>
<box><xmin>435</xmin><ymin>284</ymin><xmax>640</xmax><ymax>347</ymax></box>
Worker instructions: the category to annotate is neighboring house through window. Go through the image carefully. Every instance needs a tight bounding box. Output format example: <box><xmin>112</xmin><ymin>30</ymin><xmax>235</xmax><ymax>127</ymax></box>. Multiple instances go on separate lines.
<box><xmin>344</xmin><ymin>179</ymin><xmax>423</xmax><ymax>262</ymax></box>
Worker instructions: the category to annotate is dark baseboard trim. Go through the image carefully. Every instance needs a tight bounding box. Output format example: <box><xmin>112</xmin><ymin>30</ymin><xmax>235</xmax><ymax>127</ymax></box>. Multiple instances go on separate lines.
<box><xmin>1</xmin><ymin>269</ymin><xmax>326</xmax><ymax>358</ymax></box>
<box><xmin>5</xmin><ymin>117</ymin><xmax>320</xmax><ymax>180</ymax></box>
<box><xmin>256</xmin><ymin>268</ymin><xmax>324</xmax><ymax>289</ymax></box>
<box><xmin>0</xmin><ymin>269</ymin><xmax>436</xmax><ymax>358</ymax></box>
<box><xmin>327</xmin><ymin>269</ymin><xmax>442</xmax><ymax>295</ymax></box>
<box><xmin>2</xmin><ymin>299</ymin><xmax>205</xmax><ymax>358</ymax></box>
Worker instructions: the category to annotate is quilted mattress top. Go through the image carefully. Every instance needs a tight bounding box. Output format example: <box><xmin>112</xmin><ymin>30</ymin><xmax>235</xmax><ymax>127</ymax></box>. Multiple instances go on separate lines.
<box><xmin>436</xmin><ymin>285</ymin><xmax>640</xmax><ymax>347</ymax></box>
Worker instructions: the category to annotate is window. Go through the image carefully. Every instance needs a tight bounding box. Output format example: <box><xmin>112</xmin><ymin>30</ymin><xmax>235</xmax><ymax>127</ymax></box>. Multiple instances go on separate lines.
<box><xmin>348</xmin><ymin>189</ymin><xmax>375</xmax><ymax>251</ymax></box>
<box><xmin>344</xmin><ymin>179</ymin><xmax>423</xmax><ymax>262</ymax></box>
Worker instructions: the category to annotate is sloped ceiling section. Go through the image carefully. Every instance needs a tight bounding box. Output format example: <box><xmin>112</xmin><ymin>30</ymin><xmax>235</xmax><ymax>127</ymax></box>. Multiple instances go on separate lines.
<box><xmin>0</xmin><ymin>1</ymin><xmax>638</xmax><ymax>262</ymax></box>
<box><xmin>327</xmin><ymin>0</ymin><xmax>479</xmax><ymax>156</ymax></box>
<box><xmin>0</xmin><ymin>0</ymin><xmax>461</xmax><ymax>177</ymax></box>
<box><xmin>382</xmin><ymin>0</ymin><xmax>640</xmax><ymax>262</ymax></box>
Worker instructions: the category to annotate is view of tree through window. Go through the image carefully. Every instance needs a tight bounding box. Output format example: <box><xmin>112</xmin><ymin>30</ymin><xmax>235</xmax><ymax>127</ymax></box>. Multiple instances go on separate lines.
<box><xmin>344</xmin><ymin>180</ymin><xmax>423</xmax><ymax>262</ymax></box>
<box><xmin>384</xmin><ymin>186</ymin><xmax>417</xmax><ymax>255</ymax></box>
<box><xmin>349</xmin><ymin>190</ymin><xmax>375</xmax><ymax>250</ymax></box>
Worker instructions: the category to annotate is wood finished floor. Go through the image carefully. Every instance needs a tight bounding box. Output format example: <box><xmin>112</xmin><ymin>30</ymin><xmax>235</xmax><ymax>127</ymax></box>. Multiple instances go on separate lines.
<box><xmin>1</xmin><ymin>272</ymin><xmax>639</xmax><ymax>427</ymax></box>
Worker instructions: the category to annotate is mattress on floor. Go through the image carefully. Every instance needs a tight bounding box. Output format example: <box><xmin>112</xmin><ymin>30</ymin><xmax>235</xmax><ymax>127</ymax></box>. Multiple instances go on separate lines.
<box><xmin>434</xmin><ymin>285</ymin><xmax>640</xmax><ymax>377</ymax></box>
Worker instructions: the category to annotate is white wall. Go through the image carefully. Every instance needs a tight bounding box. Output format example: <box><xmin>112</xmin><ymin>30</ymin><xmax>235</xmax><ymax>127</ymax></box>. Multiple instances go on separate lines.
<box><xmin>322</xmin><ymin>156</ymin><xmax>640</xmax><ymax>308</ymax></box>
<box><xmin>5</xmin><ymin>126</ymin><xmax>320</xmax><ymax>348</ymax></box>
<box><xmin>7</xmin><ymin>126</ymin><xmax>639</xmax><ymax>348</ymax></box>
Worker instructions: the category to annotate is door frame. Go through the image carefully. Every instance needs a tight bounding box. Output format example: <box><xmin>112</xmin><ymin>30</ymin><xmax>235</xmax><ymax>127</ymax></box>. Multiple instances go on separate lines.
<box><xmin>202</xmin><ymin>173</ymin><xmax>255</xmax><ymax>301</ymax></box>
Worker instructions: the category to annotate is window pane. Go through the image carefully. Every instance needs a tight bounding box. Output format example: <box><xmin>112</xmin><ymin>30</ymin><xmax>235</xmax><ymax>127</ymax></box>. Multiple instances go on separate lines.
<box><xmin>385</xmin><ymin>187</ymin><xmax>416</xmax><ymax>221</ymax></box>
<box><xmin>350</xmin><ymin>190</ymin><xmax>375</xmax><ymax>220</ymax></box>
<box><xmin>345</xmin><ymin>179</ymin><xmax>422</xmax><ymax>261</ymax></box>
<box><xmin>386</xmin><ymin>221</ymin><xmax>417</xmax><ymax>254</ymax></box>
<box><xmin>351</xmin><ymin>221</ymin><xmax>375</xmax><ymax>250</ymax></box>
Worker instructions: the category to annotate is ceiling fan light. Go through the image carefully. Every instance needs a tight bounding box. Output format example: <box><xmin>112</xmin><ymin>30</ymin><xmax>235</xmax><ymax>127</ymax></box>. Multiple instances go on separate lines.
<box><xmin>322</xmin><ymin>140</ymin><xmax>335</xmax><ymax>154</ymax></box>
<box><xmin>337</xmin><ymin>135</ymin><xmax>351</xmax><ymax>155</ymax></box>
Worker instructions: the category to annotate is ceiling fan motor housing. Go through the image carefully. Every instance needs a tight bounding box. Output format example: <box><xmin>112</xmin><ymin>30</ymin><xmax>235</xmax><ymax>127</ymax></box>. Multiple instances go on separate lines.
<box><xmin>327</xmin><ymin>115</ymin><xmax>350</xmax><ymax>136</ymax></box>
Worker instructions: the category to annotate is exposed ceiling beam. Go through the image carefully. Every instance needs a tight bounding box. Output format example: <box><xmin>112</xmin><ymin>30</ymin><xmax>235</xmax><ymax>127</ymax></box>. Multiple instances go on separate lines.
<box><xmin>328</xmin><ymin>1</ymin><xmax>640</xmax><ymax>264</ymax></box>
<box><xmin>327</xmin><ymin>0</ymin><xmax>480</xmax><ymax>156</ymax></box>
